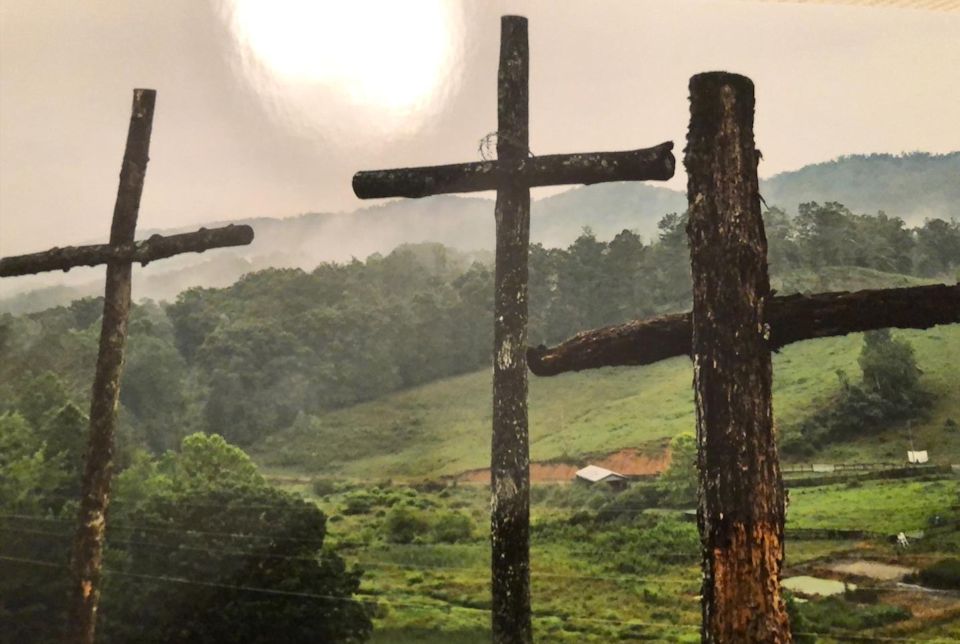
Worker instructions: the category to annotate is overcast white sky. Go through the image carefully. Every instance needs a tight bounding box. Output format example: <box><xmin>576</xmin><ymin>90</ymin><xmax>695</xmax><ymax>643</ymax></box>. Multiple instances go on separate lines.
<box><xmin>1</xmin><ymin>0</ymin><xmax>958</xmax><ymax>255</ymax></box>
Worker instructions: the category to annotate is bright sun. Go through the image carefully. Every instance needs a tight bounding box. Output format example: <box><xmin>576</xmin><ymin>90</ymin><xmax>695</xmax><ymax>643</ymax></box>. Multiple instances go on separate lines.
<box><xmin>227</xmin><ymin>0</ymin><xmax>458</xmax><ymax>114</ymax></box>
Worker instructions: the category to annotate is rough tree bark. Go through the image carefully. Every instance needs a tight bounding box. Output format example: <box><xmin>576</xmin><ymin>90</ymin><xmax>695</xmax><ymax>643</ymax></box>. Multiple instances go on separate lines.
<box><xmin>686</xmin><ymin>72</ymin><xmax>791</xmax><ymax>643</ymax></box>
<box><xmin>526</xmin><ymin>284</ymin><xmax>960</xmax><ymax>376</ymax></box>
<box><xmin>65</xmin><ymin>88</ymin><xmax>155</xmax><ymax>644</ymax></box>
<box><xmin>490</xmin><ymin>15</ymin><xmax>532</xmax><ymax>644</ymax></box>
<box><xmin>352</xmin><ymin>142</ymin><xmax>674</xmax><ymax>198</ymax></box>
<box><xmin>0</xmin><ymin>224</ymin><xmax>254</xmax><ymax>277</ymax></box>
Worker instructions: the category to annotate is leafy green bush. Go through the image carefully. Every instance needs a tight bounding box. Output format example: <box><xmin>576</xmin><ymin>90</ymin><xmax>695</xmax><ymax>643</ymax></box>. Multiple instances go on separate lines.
<box><xmin>342</xmin><ymin>491</ymin><xmax>377</xmax><ymax>515</ymax></box>
<box><xmin>918</xmin><ymin>558</ymin><xmax>960</xmax><ymax>590</ymax></box>
<box><xmin>792</xmin><ymin>596</ymin><xmax>910</xmax><ymax>636</ymax></box>
<box><xmin>311</xmin><ymin>477</ymin><xmax>337</xmax><ymax>497</ymax></box>
<box><xmin>432</xmin><ymin>511</ymin><xmax>474</xmax><ymax>543</ymax></box>
<box><xmin>384</xmin><ymin>505</ymin><xmax>431</xmax><ymax>544</ymax></box>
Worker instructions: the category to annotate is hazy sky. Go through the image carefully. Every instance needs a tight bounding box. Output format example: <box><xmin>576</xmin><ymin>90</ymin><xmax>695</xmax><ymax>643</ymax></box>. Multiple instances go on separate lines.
<box><xmin>1</xmin><ymin>0</ymin><xmax>958</xmax><ymax>255</ymax></box>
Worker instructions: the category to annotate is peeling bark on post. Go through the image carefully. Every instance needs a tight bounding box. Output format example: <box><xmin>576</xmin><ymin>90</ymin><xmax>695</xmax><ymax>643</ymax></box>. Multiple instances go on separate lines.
<box><xmin>65</xmin><ymin>88</ymin><xmax>155</xmax><ymax>644</ymax></box>
<box><xmin>526</xmin><ymin>284</ymin><xmax>960</xmax><ymax>376</ymax></box>
<box><xmin>490</xmin><ymin>15</ymin><xmax>532</xmax><ymax>644</ymax></box>
<box><xmin>0</xmin><ymin>224</ymin><xmax>254</xmax><ymax>277</ymax></box>
<box><xmin>685</xmin><ymin>73</ymin><xmax>791</xmax><ymax>643</ymax></box>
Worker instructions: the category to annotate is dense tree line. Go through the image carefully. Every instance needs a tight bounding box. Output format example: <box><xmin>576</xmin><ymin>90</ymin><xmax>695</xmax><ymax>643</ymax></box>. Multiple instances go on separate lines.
<box><xmin>0</xmin><ymin>205</ymin><xmax>956</xmax><ymax>451</ymax></box>
<box><xmin>0</xmin><ymin>203</ymin><xmax>954</xmax><ymax>640</ymax></box>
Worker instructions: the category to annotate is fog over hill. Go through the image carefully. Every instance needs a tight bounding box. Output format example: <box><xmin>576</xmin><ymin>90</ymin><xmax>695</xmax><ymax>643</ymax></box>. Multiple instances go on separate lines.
<box><xmin>1</xmin><ymin>151</ymin><xmax>956</xmax><ymax>313</ymax></box>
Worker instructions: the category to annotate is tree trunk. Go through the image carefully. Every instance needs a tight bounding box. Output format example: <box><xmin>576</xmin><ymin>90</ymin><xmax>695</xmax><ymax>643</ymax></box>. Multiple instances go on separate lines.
<box><xmin>65</xmin><ymin>88</ymin><xmax>155</xmax><ymax>644</ymax></box>
<box><xmin>685</xmin><ymin>73</ymin><xmax>791</xmax><ymax>643</ymax></box>
<box><xmin>490</xmin><ymin>15</ymin><xmax>532</xmax><ymax>644</ymax></box>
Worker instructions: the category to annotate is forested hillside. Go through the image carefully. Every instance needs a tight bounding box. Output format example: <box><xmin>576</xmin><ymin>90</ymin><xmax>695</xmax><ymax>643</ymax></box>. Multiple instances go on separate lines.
<box><xmin>2</xmin><ymin>152</ymin><xmax>955</xmax><ymax>314</ymax></box>
<box><xmin>1</xmin><ymin>204</ymin><xmax>956</xmax><ymax>456</ymax></box>
<box><xmin>762</xmin><ymin>152</ymin><xmax>960</xmax><ymax>224</ymax></box>
<box><xmin>2</xmin><ymin>204</ymin><xmax>958</xmax><ymax>642</ymax></box>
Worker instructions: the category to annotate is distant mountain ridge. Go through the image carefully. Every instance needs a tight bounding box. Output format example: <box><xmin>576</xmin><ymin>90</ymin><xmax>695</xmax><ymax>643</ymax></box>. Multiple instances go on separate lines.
<box><xmin>761</xmin><ymin>151</ymin><xmax>960</xmax><ymax>222</ymax></box>
<box><xmin>1</xmin><ymin>151</ymin><xmax>955</xmax><ymax>313</ymax></box>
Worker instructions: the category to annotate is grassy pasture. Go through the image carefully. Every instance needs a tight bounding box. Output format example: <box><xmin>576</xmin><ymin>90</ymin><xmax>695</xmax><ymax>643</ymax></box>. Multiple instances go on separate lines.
<box><xmin>253</xmin><ymin>324</ymin><xmax>960</xmax><ymax>480</ymax></box>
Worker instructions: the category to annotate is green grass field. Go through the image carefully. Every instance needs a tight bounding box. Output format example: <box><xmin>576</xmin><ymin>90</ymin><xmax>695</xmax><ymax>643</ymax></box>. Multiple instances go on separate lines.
<box><xmin>248</xmin><ymin>269</ymin><xmax>960</xmax><ymax>641</ymax></box>
<box><xmin>293</xmin><ymin>474</ymin><xmax>960</xmax><ymax>643</ymax></box>
<box><xmin>252</xmin><ymin>323</ymin><xmax>960</xmax><ymax>481</ymax></box>
<box><xmin>788</xmin><ymin>479</ymin><xmax>960</xmax><ymax>533</ymax></box>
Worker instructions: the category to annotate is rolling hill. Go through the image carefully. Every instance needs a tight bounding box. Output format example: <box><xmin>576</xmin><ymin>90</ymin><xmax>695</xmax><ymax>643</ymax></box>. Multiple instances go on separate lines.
<box><xmin>2</xmin><ymin>151</ymin><xmax>955</xmax><ymax>314</ymax></box>
<box><xmin>251</xmin><ymin>321</ymin><xmax>960</xmax><ymax>482</ymax></box>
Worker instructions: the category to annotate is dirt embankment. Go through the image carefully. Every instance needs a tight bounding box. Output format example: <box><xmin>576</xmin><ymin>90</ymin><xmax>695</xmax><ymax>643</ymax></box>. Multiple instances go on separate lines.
<box><xmin>454</xmin><ymin>446</ymin><xmax>672</xmax><ymax>484</ymax></box>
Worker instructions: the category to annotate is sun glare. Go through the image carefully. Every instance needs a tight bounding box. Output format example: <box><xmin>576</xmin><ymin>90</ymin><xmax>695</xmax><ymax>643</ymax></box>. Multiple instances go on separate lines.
<box><xmin>227</xmin><ymin>0</ymin><xmax>458</xmax><ymax>115</ymax></box>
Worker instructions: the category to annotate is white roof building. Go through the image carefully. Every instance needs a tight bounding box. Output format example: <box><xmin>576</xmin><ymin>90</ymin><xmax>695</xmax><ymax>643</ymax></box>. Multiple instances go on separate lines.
<box><xmin>575</xmin><ymin>465</ymin><xmax>628</xmax><ymax>484</ymax></box>
<box><xmin>907</xmin><ymin>450</ymin><xmax>929</xmax><ymax>464</ymax></box>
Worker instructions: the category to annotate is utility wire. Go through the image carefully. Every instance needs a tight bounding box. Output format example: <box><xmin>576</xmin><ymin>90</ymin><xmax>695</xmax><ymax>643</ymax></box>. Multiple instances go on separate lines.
<box><xmin>0</xmin><ymin>525</ymin><xmax>937</xmax><ymax>594</ymax></box>
<box><xmin>1</xmin><ymin>554</ymin><xmax>940</xmax><ymax>642</ymax></box>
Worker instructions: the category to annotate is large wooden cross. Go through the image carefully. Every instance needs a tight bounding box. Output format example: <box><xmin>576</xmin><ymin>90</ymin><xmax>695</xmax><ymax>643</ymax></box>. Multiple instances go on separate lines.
<box><xmin>528</xmin><ymin>73</ymin><xmax>959</xmax><ymax>642</ymax></box>
<box><xmin>0</xmin><ymin>89</ymin><xmax>254</xmax><ymax>644</ymax></box>
<box><xmin>352</xmin><ymin>16</ymin><xmax>674</xmax><ymax>642</ymax></box>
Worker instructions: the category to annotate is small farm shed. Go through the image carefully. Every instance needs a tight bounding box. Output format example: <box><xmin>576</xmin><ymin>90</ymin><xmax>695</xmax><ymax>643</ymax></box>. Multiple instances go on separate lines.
<box><xmin>574</xmin><ymin>465</ymin><xmax>628</xmax><ymax>490</ymax></box>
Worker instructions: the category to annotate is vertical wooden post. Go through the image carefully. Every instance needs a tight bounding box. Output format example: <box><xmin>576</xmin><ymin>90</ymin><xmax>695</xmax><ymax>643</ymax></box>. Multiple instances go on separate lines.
<box><xmin>66</xmin><ymin>88</ymin><xmax>155</xmax><ymax>644</ymax></box>
<box><xmin>684</xmin><ymin>73</ymin><xmax>791</xmax><ymax>643</ymax></box>
<box><xmin>490</xmin><ymin>15</ymin><xmax>532</xmax><ymax>644</ymax></box>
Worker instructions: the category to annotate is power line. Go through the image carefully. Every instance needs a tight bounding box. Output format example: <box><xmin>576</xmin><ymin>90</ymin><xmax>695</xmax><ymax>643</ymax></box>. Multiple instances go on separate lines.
<box><xmin>1</xmin><ymin>554</ymin><xmax>942</xmax><ymax>641</ymax></box>
<box><xmin>0</xmin><ymin>525</ymin><xmax>936</xmax><ymax>594</ymax></box>
<box><xmin>0</xmin><ymin>555</ymin><xmax>926</xmax><ymax>642</ymax></box>
<box><xmin>0</xmin><ymin>511</ymin><xmax>702</xmax><ymax>561</ymax></box>
<box><xmin>0</xmin><ymin>524</ymin><xmax>699</xmax><ymax>585</ymax></box>
<box><xmin>0</xmin><ymin>512</ymin><xmax>327</xmax><ymax>545</ymax></box>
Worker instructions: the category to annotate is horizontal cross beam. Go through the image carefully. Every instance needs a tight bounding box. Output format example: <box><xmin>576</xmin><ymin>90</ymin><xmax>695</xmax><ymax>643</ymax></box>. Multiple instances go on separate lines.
<box><xmin>0</xmin><ymin>224</ymin><xmax>254</xmax><ymax>277</ymax></box>
<box><xmin>352</xmin><ymin>141</ymin><xmax>674</xmax><ymax>199</ymax></box>
<box><xmin>527</xmin><ymin>283</ymin><xmax>960</xmax><ymax>376</ymax></box>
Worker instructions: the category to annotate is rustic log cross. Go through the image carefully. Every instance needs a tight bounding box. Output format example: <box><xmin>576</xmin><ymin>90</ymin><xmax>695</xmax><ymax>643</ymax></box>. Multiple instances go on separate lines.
<box><xmin>0</xmin><ymin>89</ymin><xmax>254</xmax><ymax>644</ymax></box>
<box><xmin>527</xmin><ymin>72</ymin><xmax>959</xmax><ymax>642</ymax></box>
<box><xmin>352</xmin><ymin>15</ymin><xmax>674</xmax><ymax>642</ymax></box>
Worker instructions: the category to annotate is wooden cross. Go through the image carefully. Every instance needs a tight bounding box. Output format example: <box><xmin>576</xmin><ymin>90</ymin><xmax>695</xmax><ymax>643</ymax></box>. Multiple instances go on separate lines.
<box><xmin>352</xmin><ymin>16</ymin><xmax>674</xmax><ymax>642</ymax></box>
<box><xmin>528</xmin><ymin>72</ymin><xmax>959</xmax><ymax>642</ymax></box>
<box><xmin>0</xmin><ymin>89</ymin><xmax>254</xmax><ymax>644</ymax></box>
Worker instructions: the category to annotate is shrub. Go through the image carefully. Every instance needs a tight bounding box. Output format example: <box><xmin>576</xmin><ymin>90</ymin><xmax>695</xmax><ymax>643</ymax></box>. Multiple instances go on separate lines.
<box><xmin>341</xmin><ymin>491</ymin><xmax>376</xmax><ymax>515</ymax></box>
<box><xmin>311</xmin><ymin>478</ymin><xmax>337</xmax><ymax>497</ymax></box>
<box><xmin>918</xmin><ymin>558</ymin><xmax>960</xmax><ymax>590</ymax></box>
<box><xmin>432</xmin><ymin>511</ymin><xmax>473</xmax><ymax>543</ymax></box>
<box><xmin>384</xmin><ymin>505</ymin><xmax>431</xmax><ymax>544</ymax></box>
<box><xmin>792</xmin><ymin>596</ymin><xmax>910</xmax><ymax>635</ymax></box>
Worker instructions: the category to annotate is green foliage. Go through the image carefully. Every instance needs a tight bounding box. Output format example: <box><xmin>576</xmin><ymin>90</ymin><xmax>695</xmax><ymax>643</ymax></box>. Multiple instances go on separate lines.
<box><xmin>917</xmin><ymin>558</ymin><xmax>960</xmax><ymax>590</ymax></box>
<box><xmin>789</xmin><ymin>596</ymin><xmax>910</xmax><ymax>636</ymax></box>
<box><xmin>784</xmin><ymin>330</ymin><xmax>931</xmax><ymax>455</ymax></box>
<box><xmin>543</xmin><ymin>516</ymin><xmax>700</xmax><ymax>574</ymax></box>
<box><xmin>342</xmin><ymin>491</ymin><xmax>378</xmax><ymax>515</ymax></box>
<box><xmin>0</xmin><ymin>430</ymin><xmax>372</xmax><ymax>643</ymax></box>
<box><xmin>121</xmin><ymin>333</ymin><xmax>188</xmax><ymax>453</ymax></box>
<box><xmin>103</xmin><ymin>434</ymin><xmax>372</xmax><ymax>643</ymax></box>
<box><xmin>383</xmin><ymin>505</ymin><xmax>431</xmax><ymax>544</ymax></box>
<box><xmin>858</xmin><ymin>329</ymin><xmax>923</xmax><ymax>403</ymax></box>
<box><xmin>431</xmin><ymin>511</ymin><xmax>474</xmax><ymax>544</ymax></box>
<box><xmin>2</xmin><ymin>208</ymin><xmax>956</xmax><ymax>458</ymax></box>
<box><xmin>0</xmin><ymin>411</ymin><xmax>71</xmax><ymax>514</ymax></box>
<box><xmin>312</xmin><ymin>477</ymin><xmax>338</xmax><ymax>497</ymax></box>
<box><xmin>786</xmin><ymin>479</ymin><xmax>958</xmax><ymax>533</ymax></box>
<box><xmin>16</xmin><ymin>372</ymin><xmax>69</xmax><ymax>429</ymax></box>
<box><xmin>760</xmin><ymin>152</ymin><xmax>960</xmax><ymax>228</ymax></box>
<box><xmin>656</xmin><ymin>433</ymin><xmax>697</xmax><ymax>506</ymax></box>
